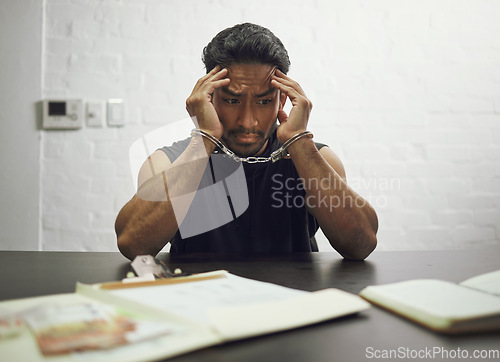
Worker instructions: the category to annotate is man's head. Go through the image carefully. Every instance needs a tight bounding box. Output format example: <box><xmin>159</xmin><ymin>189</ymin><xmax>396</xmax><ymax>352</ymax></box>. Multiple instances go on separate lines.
<box><xmin>204</xmin><ymin>23</ymin><xmax>290</xmax><ymax>157</ymax></box>
<box><xmin>202</xmin><ymin>23</ymin><xmax>290</xmax><ymax>74</ymax></box>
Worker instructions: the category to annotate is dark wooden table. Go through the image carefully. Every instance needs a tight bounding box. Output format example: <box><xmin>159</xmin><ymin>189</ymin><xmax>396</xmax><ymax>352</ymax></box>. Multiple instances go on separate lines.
<box><xmin>1</xmin><ymin>248</ymin><xmax>499</xmax><ymax>361</ymax></box>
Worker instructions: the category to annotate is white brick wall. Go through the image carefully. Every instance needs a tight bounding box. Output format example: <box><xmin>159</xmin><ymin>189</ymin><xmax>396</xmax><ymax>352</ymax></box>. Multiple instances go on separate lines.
<box><xmin>41</xmin><ymin>0</ymin><xmax>500</xmax><ymax>251</ymax></box>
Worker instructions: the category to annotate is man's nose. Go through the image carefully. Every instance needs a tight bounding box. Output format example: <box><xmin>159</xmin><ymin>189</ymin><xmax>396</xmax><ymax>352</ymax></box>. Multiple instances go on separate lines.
<box><xmin>238</xmin><ymin>104</ymin><xmax>257</xmax><ymax>129</ymax></box>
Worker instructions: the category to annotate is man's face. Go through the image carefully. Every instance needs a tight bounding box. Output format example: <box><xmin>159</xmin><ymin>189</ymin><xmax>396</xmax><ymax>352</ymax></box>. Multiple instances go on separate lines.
<box><xmin>212</xmin><ymin>63</ymin><xmax>285</xmax><ymax>157</ymax></box>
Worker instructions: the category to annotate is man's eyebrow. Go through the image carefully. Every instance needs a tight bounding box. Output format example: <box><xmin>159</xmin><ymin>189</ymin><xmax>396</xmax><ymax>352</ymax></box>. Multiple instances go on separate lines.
<box><xmin>220</xmin><ymin>86</ymin><xmax>276</xmax><ymax>98</ymax></box>
<box><xmin>255</xmin><ymin>87</ymin><xmax>277</xmax><ymax>98</ymax></box>
<box><xmin>221</xmin><ymin>87</ymin><xmax>243</xmax><ymax>97</ymax></box>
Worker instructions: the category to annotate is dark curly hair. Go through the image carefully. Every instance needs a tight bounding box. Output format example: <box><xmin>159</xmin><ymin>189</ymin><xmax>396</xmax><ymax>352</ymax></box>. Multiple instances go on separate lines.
<box><xmin>202</xmin><ymin>23</ymin><xmax>290</xmax><ymax>74</ymax></box>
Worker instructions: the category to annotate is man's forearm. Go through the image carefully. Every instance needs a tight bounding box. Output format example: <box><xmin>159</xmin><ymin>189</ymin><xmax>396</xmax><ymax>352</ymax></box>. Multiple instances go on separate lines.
<box><xmin>116</xmin><ymin>195</ymin><xmax>178</xmax><ymax>260</ymax></box>
<box><xmin>288</xmin><ymin>138</ymin><xmax>378</xmax><ymax>260</ymax></box>
<box><xmin>116</xmin><ymin>137</ymin><xmax>216</xmax><ymax>260</ymax></box>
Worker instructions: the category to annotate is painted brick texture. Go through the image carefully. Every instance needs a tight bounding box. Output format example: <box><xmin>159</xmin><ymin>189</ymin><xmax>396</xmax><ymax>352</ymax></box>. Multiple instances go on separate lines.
<box><xmin>42</xmin><ymin>0</ymin><xmax>500</xmax><ymax>251</ymax></box>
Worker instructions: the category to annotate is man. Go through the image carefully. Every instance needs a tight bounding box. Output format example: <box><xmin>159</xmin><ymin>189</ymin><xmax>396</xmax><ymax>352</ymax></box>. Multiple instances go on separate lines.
<box><xmin>116</xmin><ymin>23</ymin><xmax>378</xmax><ymax>260</ymax></box>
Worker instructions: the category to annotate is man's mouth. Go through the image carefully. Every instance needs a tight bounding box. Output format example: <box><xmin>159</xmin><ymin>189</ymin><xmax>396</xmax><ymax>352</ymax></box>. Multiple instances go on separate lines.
<box><xmin>234</xmin><ymin>133</ymin><xmax>260</xmax><ymax>143</ymax></box>
<box><xmin>229</xmin><ymin>129</ymin><xmax>264</xmax><ymax>144</ymax></box>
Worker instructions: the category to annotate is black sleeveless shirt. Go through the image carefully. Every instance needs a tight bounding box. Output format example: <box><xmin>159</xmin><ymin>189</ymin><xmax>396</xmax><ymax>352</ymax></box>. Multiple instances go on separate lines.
<box><xmin>159</xmin><ymin>131</ymin><xmax>327</xmax><ymax>253</ymax></box>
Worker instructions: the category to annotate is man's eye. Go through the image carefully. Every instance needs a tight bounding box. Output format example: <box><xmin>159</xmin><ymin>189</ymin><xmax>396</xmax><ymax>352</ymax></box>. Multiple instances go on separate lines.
<box><xmin>224</xmin><ymin>99</ymin><xmax>239</xmax><ymax>104</ymax></box>
<box><xmin>258</xmin><ymin>99</ymin><xmax>272</xmax><ymax>105</ymax></box>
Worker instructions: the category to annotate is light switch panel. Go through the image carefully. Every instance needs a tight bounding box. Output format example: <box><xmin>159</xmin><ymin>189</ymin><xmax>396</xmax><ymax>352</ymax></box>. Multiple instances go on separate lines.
<box><xmin>86</xmin><ymin>101</ymin><xmax>105</xmax><ymax>127</ymax></box>
<box><xmin>107</xmin><ymin>99</ymin><xmax>125</xmax><ymax>127</ymax></box>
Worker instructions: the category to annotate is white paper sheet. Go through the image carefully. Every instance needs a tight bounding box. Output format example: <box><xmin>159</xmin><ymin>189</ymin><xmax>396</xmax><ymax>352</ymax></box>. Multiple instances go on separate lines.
<box><xmin>111</xmin><ymin>274</ymin><xmax>307</xmax><ymax>325</ymax></box>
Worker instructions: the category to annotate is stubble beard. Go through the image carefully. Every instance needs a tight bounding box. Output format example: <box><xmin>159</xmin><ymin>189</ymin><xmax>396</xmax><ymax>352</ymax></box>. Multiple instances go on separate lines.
<box><xmin>221</xmin><ymin>121</ymin><xmax>278</xmax><ymax>158</ymax></box>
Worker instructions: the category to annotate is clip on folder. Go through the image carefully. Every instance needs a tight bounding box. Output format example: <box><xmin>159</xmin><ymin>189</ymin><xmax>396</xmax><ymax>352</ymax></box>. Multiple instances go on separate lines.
<box><xmin>99</xmin><ymin>255</ymin><xmax>228</xmax><ymax>290</ymax></box>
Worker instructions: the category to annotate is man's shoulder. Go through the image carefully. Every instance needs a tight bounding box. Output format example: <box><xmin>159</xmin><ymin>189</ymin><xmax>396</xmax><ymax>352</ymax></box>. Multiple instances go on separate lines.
<box><xmin>158</xmin><ymin>137</ymin><xmax>191</xmax><ymax>163</ymax></box>
<box><xmin>314</xmin><ymin>141</ymin><xmax>328</xmax><ymax>151</ymax></box>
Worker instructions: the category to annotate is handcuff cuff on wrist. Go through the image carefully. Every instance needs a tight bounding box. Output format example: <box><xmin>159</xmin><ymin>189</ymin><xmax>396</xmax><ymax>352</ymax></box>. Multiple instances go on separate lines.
<box><xmin>190</xmin><ymin>128</ymin><xmax>313</xmax><ymax>164</ymax></box>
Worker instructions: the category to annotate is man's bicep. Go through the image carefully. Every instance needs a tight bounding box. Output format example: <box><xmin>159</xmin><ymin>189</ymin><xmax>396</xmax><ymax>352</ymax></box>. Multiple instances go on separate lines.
<box><xmin>137</xmin><ymin>150</ymin><xmax>172</xmax><ymax>190</ymax></box>
<box><xmin>319</xmin><ymin>146</ymin><xmax>347</xmax><ymax>181</ymax></box>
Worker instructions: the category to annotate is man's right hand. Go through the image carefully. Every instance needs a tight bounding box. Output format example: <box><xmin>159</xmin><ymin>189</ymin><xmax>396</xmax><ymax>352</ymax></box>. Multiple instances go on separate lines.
<box><xmin>185</xmin><ymin>65</ymin><xmax>230</xmax><ymax>140</ymax></box>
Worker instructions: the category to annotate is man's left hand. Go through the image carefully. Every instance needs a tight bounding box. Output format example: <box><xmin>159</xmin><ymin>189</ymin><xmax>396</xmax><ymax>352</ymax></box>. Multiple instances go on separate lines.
<box><xmin>271</xmin><ymin>69</ymin><xmax>313</xmax><ymax>144</ymax></box>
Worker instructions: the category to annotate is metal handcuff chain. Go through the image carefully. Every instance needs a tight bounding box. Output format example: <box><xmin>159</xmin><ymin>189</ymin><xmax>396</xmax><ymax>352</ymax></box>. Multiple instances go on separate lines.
<box><xmin>190</xmin><ymin>129</ymin><xmax>313</xmax><ymax>163</ymax></box>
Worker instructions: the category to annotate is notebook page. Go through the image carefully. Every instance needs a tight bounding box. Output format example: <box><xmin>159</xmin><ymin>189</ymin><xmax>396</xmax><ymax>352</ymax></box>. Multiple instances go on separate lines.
<box><xmin>360</xmin><ymin>279</ymin><xmax>500</xmax><ymax>321</ymax></box>
<box><xmin>459</xmin><ymin>270</ymin><xmax>500</xmax><ymax>296</ymax></box>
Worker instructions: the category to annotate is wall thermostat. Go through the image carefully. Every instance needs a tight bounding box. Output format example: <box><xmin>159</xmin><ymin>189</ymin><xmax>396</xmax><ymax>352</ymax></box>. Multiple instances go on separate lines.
<box><xmin>42</xmin><ymin>99</ymin><xmax>83</xmax><ymax>129</ymax></box>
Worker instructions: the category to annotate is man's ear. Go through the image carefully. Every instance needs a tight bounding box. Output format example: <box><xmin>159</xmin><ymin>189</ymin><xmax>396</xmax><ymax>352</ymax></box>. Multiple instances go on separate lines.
<box><xmin>279</xmin><ymin>91</ymin><xmax>286</xmax><ymax>109</ymax></box>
